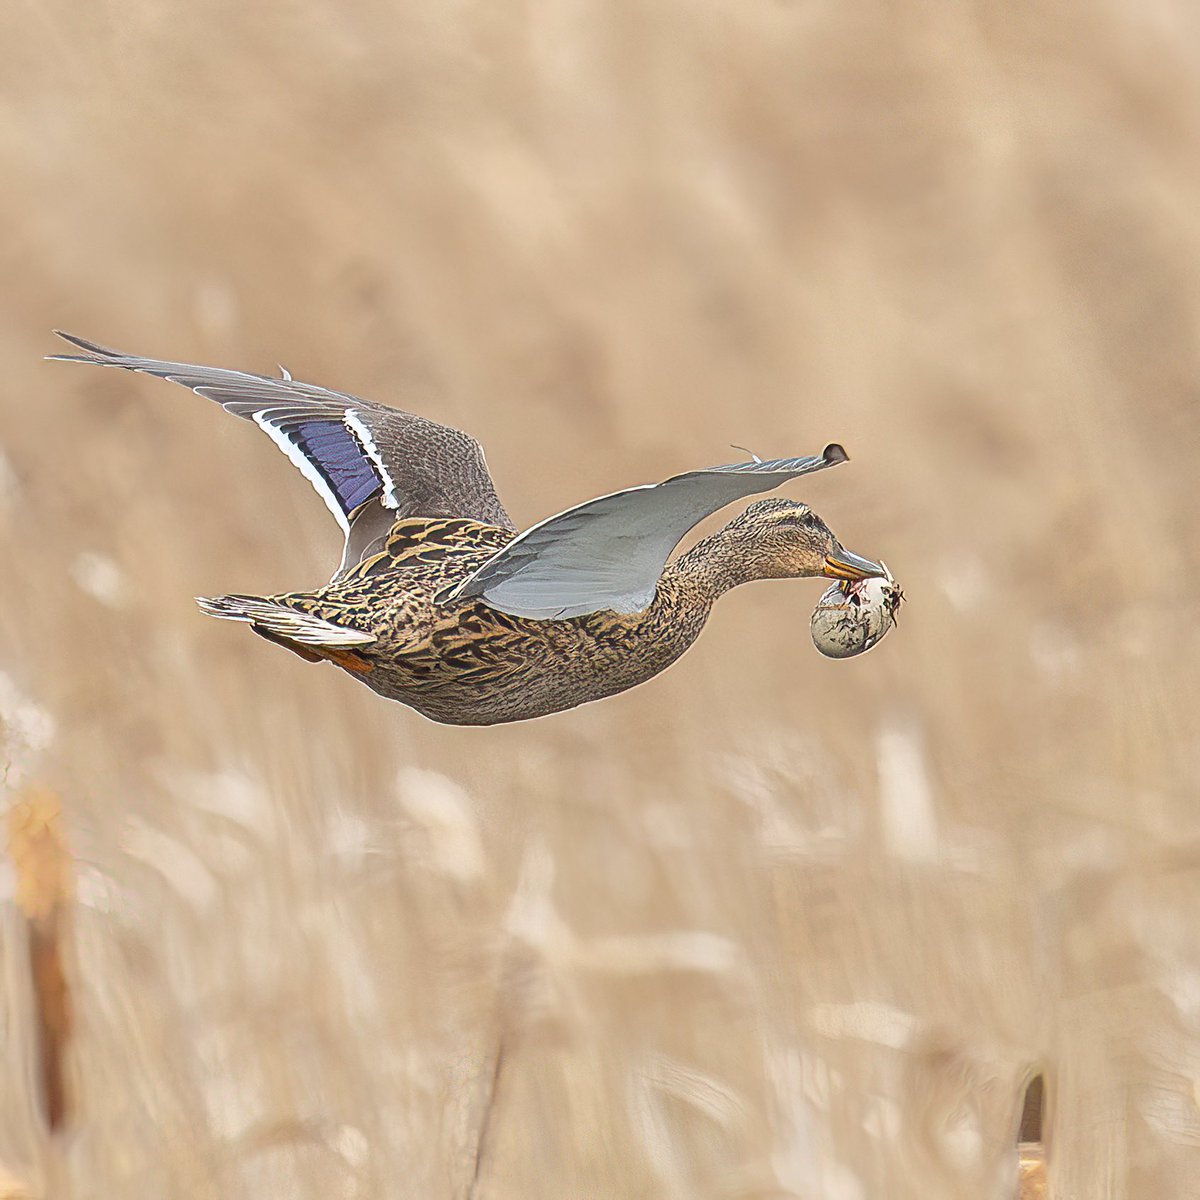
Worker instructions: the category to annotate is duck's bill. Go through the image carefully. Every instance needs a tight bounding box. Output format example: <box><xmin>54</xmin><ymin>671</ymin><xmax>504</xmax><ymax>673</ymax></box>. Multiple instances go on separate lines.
<box><xmin>823</xmin><ymin>547</ymin><xmax>887</xmax><ymax>581</ymax></box>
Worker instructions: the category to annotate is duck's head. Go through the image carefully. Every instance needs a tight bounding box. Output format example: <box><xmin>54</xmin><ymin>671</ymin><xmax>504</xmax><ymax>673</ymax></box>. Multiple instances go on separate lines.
<box><xmin>720</xmin><ymin>497</ymin><xmax>886</xmax><ymax>583</ymax></box>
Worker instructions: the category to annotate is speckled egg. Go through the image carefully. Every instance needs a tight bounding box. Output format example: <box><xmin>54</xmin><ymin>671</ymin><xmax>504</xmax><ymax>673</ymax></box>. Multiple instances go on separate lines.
<box><xmin>810</xmin><ymin>567</ymin><xmax>903</xmax><ymax>659</ymax></box>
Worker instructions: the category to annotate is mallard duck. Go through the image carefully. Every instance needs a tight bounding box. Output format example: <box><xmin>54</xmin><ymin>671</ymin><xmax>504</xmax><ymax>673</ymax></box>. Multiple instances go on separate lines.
<box><xmin>50</xmin><ymin>332</ymin><xmax>888</xmax><ymax>725</ymax></box>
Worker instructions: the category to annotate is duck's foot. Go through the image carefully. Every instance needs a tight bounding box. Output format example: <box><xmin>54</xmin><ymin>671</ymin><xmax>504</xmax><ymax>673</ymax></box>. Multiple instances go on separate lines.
<box><xmin>319</xmin><ymin>646</ymin><xmax>375</xmax><ymax>674</ymax></box>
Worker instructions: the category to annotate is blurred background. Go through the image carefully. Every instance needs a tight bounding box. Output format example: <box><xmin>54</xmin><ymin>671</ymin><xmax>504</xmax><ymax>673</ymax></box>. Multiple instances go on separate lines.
<box><xmin>2</xmin><ymin>2</ymin><xmax>1199</xmax><ymax>1196</ymax></box>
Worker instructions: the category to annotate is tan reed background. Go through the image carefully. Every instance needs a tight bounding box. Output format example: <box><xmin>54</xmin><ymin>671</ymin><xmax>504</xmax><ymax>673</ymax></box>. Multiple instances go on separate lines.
<box><xmin>2</xmin><ymin>2</ymin><xmax>1199</xmax><ymax>1197</ymax></box>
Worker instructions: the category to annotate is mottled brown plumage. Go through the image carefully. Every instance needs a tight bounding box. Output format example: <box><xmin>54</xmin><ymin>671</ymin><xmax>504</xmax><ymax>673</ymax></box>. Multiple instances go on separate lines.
<box><xmin>228</xmin><ymin>502</ymin><xmax>873</xmax><ymax>725</ymax></box>
<box><xmin>50</xmin><ymin>333</ymin><xmax>889</xmax><ymax>725</ymax></box>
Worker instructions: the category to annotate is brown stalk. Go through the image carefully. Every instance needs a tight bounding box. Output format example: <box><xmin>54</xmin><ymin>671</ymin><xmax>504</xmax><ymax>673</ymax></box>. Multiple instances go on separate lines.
<box><xmin>7</xmin><ymin>787</ymin><xmax>74</xmax><ymax>1135</ymax></box>
<box><xmin>1017</xmin><ymin>1073</ymin><xmax>1047</xmax><ymax>1199</ymax></box>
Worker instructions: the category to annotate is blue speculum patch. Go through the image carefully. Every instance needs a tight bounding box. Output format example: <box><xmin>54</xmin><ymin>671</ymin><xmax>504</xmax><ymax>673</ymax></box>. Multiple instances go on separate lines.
<box><xmin>290</xmin><ymin>419</ymin><xmax>381</xmax><ymax>513</ymax></box>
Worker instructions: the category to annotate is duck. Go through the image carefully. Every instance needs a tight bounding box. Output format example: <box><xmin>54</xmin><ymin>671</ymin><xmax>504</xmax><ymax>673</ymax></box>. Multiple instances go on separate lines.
<box><xmin>49</xmin><ymin>332</ymin><xmax>888</xmax><ymax>726</ymax></box>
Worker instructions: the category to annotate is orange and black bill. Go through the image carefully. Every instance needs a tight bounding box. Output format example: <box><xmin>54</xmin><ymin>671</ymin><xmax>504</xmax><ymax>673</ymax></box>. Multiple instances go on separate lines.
<box><xmin>823</xmin><ymin>546</ymin><xmax>886</xmax><ymax>582</ymax></box>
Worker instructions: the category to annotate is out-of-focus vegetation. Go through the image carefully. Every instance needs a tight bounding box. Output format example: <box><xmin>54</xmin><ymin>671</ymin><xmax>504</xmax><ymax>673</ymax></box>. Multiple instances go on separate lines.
<box><xmin>2</xmin><ymin>3</ymin><xmax>1199</xmax><ymax>1196</ymax></box>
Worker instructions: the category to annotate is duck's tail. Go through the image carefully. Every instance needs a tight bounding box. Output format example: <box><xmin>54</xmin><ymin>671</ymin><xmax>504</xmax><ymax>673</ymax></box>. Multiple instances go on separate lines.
<box><xmin>196</xmin><ymin>594</ymin><xmax>376</xmax><ymax>648</ymax></box>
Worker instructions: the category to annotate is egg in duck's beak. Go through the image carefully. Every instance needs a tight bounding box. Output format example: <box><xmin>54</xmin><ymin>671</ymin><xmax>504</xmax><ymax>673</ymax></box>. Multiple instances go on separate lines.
<box><xmin>823</xmin><ymin>545</ymin><xmax>887</xmax><ymax>582</ymax></box>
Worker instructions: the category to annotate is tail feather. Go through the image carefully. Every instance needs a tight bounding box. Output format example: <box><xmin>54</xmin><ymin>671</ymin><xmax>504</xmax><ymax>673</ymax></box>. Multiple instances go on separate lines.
<box><xmin>196</xmin><ymin>594</ymin><xmax>375</xmax><ymax>648</ymax></box>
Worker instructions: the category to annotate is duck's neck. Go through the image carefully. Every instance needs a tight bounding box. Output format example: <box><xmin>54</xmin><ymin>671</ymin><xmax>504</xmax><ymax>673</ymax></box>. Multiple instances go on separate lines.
<box><xmin>662</xmin><ymin>527</ymin><xmax>764</xmax><ymax>605</ymax></box>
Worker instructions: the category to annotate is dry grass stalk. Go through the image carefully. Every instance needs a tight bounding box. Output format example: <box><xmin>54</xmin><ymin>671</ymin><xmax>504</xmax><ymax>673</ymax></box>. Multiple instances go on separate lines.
<box><xmin>7</xmin><ymin>787</ymin><xmax>74</xmax><ymax>1135</ymax></box>
<box><xmin>1018</xmin><ymin>1144</ymin><xmax>1047</xmax><ymax>1200</ymax></box>
<box><xmin>1017</xmin><ymin>1074</ymin><xmax>1047</xmax><ymax>1199</ymax></box>
<box><xmin>467</xmin><ymin>1035</ymin><xmax>509</xmax><ymax>1200</ymax></box>
<box><xmin>0</xmin><ymin>1166</ymin><xmax>32</xmax><ymax>1200</ymax></box>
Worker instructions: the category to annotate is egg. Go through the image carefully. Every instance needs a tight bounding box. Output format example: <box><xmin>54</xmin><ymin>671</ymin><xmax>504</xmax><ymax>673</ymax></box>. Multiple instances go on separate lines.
<box><xmin>810</xmin><ymin>566</ymin><xmax>903</xmax><ymax>659</ymax></box>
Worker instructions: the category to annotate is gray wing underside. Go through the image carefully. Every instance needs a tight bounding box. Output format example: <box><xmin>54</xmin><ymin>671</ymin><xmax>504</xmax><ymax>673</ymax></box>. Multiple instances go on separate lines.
<box><xmin>450</xmin><ymin>446</ymin><xmax>849</xmax><ymax>620</ymax></box>
<box><xmin>48</xmin><ymin>332</ymin><xmax>515</xmax><ymax>577</ymax></box>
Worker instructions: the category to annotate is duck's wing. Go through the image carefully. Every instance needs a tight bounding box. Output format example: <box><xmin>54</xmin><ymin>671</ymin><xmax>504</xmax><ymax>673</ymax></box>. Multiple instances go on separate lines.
<box><xmin>449</xmin><ymin>445</ymin><xmax>849</xmax><ymax>619</ymax></box>
<box><xmin>48</xmin><ymin>332</ymin><xmax>515</xmax><ymax>577</ymax></box>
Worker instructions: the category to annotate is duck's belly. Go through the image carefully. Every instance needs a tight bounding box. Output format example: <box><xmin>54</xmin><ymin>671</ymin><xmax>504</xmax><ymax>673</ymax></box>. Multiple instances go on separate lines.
<box><xmin>363</xmin><ymin>670</ymin><xmax>635</xmax><ymax>725</ymax></box>
<box><xmin>362</xmin><ymin>609</ymin><xmax>703</xmax><ymax>726</ymax></box>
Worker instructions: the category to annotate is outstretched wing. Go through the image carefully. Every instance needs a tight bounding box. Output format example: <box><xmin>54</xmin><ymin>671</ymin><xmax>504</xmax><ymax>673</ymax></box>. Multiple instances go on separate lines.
<box><xmin>449</xmin><ymin>445</ymin><xmax>849</xmax><ymax>619</ymax></box>
<box><xmin>48</xmin><ymin>332</ymin><xmax>515</xmax><ymax>576</ymax></box>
